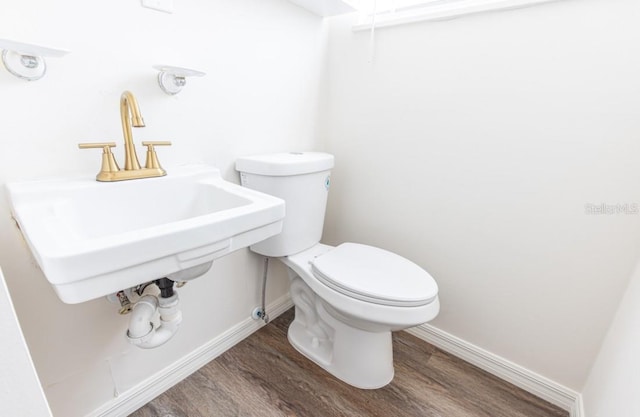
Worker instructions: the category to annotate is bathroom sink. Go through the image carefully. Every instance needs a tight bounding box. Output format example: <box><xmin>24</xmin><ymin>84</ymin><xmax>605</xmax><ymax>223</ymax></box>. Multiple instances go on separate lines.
<box><xmin>6</xmin><ymin>165</ymin><xmax>285</xmax><ymax>304</ymax></box>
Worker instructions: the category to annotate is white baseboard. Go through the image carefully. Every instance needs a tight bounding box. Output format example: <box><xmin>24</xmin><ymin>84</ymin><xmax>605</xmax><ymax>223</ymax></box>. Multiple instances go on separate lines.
<box><xmin>405</xmin><ymin>324</ymin><xmax>583</xmax><ymax>417</ymax></box>
<box><xmin>573</xmin><ymin>394</ymin><xmax>585</xmax><ymax>417</ymax></box>
<box><xmin>89</xmin><ymin>295</ymin><xmax>294</xmax><ymax>417</ymax></box>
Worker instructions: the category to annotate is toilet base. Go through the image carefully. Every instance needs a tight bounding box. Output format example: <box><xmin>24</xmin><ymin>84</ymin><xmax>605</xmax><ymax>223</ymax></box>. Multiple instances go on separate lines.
<box><xmin>287</xmin><ymin>277</ymin><xmax>394</xmax><ymax>389</ymax></box>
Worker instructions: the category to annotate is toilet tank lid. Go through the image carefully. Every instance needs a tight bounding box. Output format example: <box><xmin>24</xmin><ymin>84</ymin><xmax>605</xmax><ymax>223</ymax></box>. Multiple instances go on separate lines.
<box><xmin>236</xmin><ymin>152</ymin><xmax>334</xmax><ymax>176</ymax></box>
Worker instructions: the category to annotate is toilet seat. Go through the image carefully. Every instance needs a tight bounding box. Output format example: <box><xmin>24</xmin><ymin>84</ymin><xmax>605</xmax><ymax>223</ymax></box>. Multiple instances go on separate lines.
<box><xmin>311</xmin><ymin>243</ymin><xmax>438</xmax><ymax>307</ymax></box>
<box><xmin>283</xmin><ymin>243</ymin><xmax>440</xmax><ymax>330</ymax></box>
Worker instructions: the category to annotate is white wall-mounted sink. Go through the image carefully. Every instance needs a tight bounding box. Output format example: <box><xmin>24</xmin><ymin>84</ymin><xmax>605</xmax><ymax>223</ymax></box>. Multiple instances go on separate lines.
<box><xmin>6</xmin><ymin>165</ymin><xmax>285</xmax><ymax>304</ymax></box>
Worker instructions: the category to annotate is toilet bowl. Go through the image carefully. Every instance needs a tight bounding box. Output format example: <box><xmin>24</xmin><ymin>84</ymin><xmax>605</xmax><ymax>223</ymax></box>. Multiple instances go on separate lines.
<box><xmin>283</xmin><ymin>243</ymin><xmax>439</xmax><ymax>388</ymax></box>
<box><xmin>236</xmin><ymin>152</ymin><xmax>440</xmax><ymax>389</ymax></box>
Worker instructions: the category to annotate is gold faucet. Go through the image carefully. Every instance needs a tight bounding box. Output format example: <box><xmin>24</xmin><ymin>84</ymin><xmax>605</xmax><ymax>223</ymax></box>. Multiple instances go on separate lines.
<box><xmin>79</xmin><ymin>91</ymin><xmax>171</xmax><ymax>181</ymax></box>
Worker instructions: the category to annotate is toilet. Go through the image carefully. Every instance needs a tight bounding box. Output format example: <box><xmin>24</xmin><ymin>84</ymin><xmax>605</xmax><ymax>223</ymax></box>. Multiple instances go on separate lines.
<box><xmin>236</xmin><ymin>152</ymin><xmax>439</xmax><ymax>389</ymax></box>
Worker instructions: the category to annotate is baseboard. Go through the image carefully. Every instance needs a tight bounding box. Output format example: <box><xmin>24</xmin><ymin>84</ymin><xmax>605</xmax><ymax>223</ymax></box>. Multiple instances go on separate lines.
<box><xmin>89</xmin><ymin>294</ymin><xmax>294</xmax><ymax>417</ymax></box>
<box><xmin>573</xmin><ymin>394</ymin><xmax>585</xmax><ymax>417</ymax></box>
<box><xmin>405</xmin><ymin>324</ymin><xmax>583</xmax><ymax>417</ymax></box>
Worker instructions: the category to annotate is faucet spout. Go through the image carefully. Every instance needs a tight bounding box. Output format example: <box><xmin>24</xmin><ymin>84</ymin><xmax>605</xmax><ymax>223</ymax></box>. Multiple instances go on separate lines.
<box><xmin>80</xmin><ymin>90</ymin><xmax>170</xmax><ymax>181</ymax></box>
<box><xmin>120</xmin><ymin>91</ymin><xmax>145</xmax><ymax>170</ymax></box>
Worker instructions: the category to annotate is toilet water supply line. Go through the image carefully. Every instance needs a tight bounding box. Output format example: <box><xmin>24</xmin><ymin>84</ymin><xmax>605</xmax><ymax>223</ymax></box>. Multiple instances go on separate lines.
<box><xmin>252</xmin><ymin>257</ymin><xmax>270</xmax><ymax>323</ymax></box>
<box><xmin>126</xmin><ymin>278</ymin><xmax>182</xmax><ymax>349</ymax></box>
<box><xmin>259</xmin><ymin>257</ymin><xmax>270</xmax><ymax>323</ymax></box>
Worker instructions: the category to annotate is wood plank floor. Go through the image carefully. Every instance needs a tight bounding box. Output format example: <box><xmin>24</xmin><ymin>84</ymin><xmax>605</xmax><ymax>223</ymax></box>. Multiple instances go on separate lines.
<box><xmin>131</xmin><ymin>309</ymin><xmax>568</xmax><ymax>417</ymax></box>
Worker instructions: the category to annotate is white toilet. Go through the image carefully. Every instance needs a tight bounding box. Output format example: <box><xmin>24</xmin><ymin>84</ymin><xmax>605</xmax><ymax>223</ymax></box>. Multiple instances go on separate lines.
<box><xmin>236</xmin><ymin>152</ymin><xmax>439</xmax><ymax>389</ymax></box>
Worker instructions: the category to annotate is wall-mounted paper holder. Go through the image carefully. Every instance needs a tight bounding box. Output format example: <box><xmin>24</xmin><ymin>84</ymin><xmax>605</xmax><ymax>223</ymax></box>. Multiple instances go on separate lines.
<box><xmin>153</xmin><ymin>65</ymin><xmax>206</xmax><ymax>95</ymax></box>
<box><xmin>0</xmin><ymin>39</ymin><xmax>69</xmax><ymax>81</ymax></box>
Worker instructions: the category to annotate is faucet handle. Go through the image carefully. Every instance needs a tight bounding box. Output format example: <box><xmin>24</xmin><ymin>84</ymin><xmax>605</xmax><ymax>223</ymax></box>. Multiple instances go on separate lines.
<box><xmin>78</xmin><ymin>142</ymin><xmax>120</xmax><ymax>181</ymax></box>
<box><xmin>78</xmin><ymin>142</ymin><xmax>117</xmax><ymax>149</ymax></box>
<box><xmin>141</xmin><ymin>141</ymin><xmax>171</xmax><ymax>170</ymax></box>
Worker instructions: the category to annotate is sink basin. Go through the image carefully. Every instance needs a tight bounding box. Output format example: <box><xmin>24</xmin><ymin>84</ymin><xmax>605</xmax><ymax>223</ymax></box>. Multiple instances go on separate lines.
<box><xmin>6</xmin><ymin>165</ymin><xmax>285</xmax><ymax>304</ymax></box>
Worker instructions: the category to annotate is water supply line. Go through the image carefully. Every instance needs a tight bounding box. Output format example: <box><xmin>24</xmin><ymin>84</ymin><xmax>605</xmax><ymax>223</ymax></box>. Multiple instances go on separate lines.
<box><xmin>251</xmin><ymin>257</ymin><xmax>270</xmax><ymax>323</ymax></box>
<box><xmin>126</xmin><ymin>278</ymin><xmax>182</xmax><ymax>349</ymax></box>
<box><xmin>115</xmin><ymin>290</ymin><xmax>132</xmax><ymax>314</ymax></box>
<box><xmin>261</xmin><ymin>257</ymin><xmax>270</xmax><ymax>323</ymax></box>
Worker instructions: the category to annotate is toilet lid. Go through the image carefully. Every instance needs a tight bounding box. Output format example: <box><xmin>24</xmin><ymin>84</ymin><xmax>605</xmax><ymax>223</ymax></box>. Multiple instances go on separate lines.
<box><xmin>310</xmin><ymin>243</ymin><xmax>438</xmax><ymax>307</ymax></box>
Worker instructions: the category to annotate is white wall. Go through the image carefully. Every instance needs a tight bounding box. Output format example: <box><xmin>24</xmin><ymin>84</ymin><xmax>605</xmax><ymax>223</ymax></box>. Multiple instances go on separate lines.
<box><xmin>0</xmin><ymin>0</ymin><xmax>326</xmax><ymax>415</ymax></box>
<box><xmin>581</xmin><ymin>258</ymin><xmax>640</xmax><ymax>417</ymax></box>
<box><xmin>0</xmin><ymin>268</ymin><xmax>51</xmax><ymax>417</ymax></box>
<box><xmin>324</xmin><ymin>0</ymin><xmax>640</xmax><ymax>390</ymax></box>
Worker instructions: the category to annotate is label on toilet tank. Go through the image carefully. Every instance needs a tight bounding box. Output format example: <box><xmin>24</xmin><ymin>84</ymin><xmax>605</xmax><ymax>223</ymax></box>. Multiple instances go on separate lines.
<box><xmin>240</xmin><ymin>172</ymin><xmax>248</xmax><ymax>186</ymax></box>
<box><xmin>325</xmin><ymin>175</ymin><xmax>331</xmax><ymax>190</ymax></box>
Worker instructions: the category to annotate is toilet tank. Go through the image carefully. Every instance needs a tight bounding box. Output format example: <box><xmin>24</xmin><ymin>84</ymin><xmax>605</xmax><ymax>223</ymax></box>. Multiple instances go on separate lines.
<box><xmin>235</xmin><ymin>152</ymin><xmax>334</xmax><ymax>257</ymax></box>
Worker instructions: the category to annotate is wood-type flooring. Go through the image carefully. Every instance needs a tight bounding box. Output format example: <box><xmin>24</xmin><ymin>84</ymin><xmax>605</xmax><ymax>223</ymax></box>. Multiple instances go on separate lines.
<box><xmin>131</xmin><ymin>308</ymin><xmax>569</xmax><ymax>417</ymax></box>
